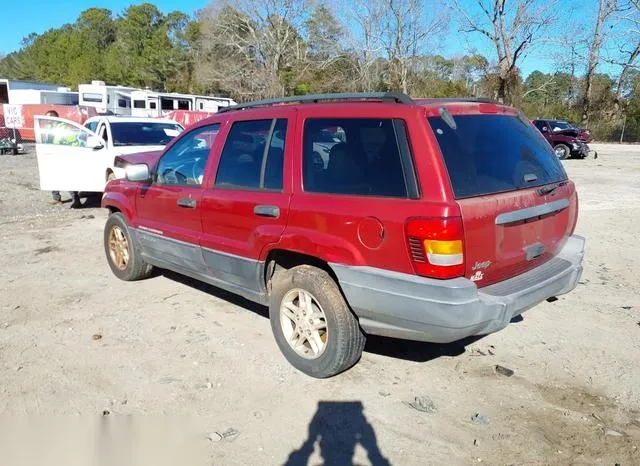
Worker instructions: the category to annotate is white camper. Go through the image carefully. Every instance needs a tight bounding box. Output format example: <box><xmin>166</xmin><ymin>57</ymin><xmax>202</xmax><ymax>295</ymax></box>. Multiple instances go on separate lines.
<box><xmin>0</xmin><ymin>79</ymin><xmax>78</xmax><ymax>105</ymax></box>
<box><xmin>130</xmin><ymin>89</ymin><xmax>235</xmax><ymax>117</ymax></box>
<box><xmin>78</xmin><ymin>81</ymin><xmax>138</xmax><ymax>115</ymax></box>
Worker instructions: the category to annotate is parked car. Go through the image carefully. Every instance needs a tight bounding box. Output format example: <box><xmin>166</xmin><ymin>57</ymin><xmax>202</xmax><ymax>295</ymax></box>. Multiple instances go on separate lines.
<box><xmin>532</xmin><ymin>118</ymin><xmax>597</xmax><ymax>159</ymax></box>
<box><xmin>101</xmin><ymin>93</ymin><xmax>585</xmax><ymax>378</ymax></box>
<box><xmin>34</xmin><ymin>115</ymin><xmax>184</xmax><ymax>193</ymax></box>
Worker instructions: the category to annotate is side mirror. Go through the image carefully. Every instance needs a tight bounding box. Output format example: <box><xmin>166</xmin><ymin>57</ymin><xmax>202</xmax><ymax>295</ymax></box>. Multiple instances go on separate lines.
<box><xmin>87</xmin><ymin>135</ymin><xmax>104</xmax><ymax>150</ymax></box>
<box><xmin>125</xmin><ymin>163</ymin><xmax>151</xmax><ymax>183</ymax></box>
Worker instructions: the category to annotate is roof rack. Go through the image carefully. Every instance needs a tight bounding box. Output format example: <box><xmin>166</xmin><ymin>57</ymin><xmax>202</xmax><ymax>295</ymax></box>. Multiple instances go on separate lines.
<box><xmin>217</xmin><ymin>92</ymin><xmax>414</xmax><ymax>113</ymax></box>
<box><xmin>416</xmin><ymin>97</ymin><xmax>503</xmax><ymax>104</ymax></box>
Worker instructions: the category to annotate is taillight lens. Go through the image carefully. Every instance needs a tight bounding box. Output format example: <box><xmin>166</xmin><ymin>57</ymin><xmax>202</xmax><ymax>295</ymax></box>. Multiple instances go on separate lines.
<box><xmin>406</xmin><ymin>217</ymin><xmax>465</xmax><ymax>279</ymax></box>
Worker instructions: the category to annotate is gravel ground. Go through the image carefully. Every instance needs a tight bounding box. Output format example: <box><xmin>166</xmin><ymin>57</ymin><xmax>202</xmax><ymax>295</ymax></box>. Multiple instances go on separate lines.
<box><xmin>0</xmin><ymin>144</ymin><xmax>639</xmax><ymax>465</ymax></box>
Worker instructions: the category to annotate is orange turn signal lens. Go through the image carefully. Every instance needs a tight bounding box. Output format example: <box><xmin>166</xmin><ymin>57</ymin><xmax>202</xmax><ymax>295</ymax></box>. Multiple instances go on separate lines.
<box><xmin>424</xmin><ymin>239</ymin><xmax>463</xmax><ymax>255</ymax></box>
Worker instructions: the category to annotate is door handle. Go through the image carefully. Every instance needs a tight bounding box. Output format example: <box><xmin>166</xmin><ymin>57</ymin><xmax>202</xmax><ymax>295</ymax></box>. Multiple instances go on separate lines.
<box><xmin>177</xmin><ymin>198</ymin><xmax>197</xmax><ymax>209</ymax></box>
<box><xmin>254</xmin><ymin>205</ymin><xmax>280</xmax><ymax>218</ymax></box>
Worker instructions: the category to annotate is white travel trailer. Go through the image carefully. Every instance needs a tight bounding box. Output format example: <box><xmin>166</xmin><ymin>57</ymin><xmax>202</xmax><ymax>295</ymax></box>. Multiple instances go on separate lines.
<box><xmin>0</xmin><ymin>79</ymin><xmax>77</xmax><ymax>105</ymax></box>
<box><xmin>78</xmin><ymin>81</ymin><xmax>138</xmax><ymax>115</ymax></box>
<box><xmin>130</xmin><ymin>89</ymin><xmax>235</xmax><ymax>117</ymax></box>
<box><xmin>7</xmin><ymin>88</ymin><xmax>78</xmax><ymax>105</ymax></box>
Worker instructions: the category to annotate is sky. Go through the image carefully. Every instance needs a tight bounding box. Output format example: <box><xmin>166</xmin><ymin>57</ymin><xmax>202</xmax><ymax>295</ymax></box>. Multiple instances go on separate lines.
<box><xmin>0</xmin><ymin>0</ymin><xmax>617</xmax><ymax>79</ymax></box>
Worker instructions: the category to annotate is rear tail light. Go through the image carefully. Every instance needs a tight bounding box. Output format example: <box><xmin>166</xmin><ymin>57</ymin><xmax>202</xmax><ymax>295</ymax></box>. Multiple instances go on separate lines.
<box><xmin>406</xmin><ymin>217</ymin><xmax>465</xmax><ymax>279</ymax></box>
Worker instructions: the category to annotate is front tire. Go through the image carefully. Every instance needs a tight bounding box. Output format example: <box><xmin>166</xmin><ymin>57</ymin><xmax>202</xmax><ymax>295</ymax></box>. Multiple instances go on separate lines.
<box><xmin>104</xmin><ymin>213</ymin><xmax>153</xmax><ymax>281</ymax></box>
<box><xmin>269</xmin><ymin>265</ymin><xmax>366</xmax><ymax>378</ymax></box>
<box><xmin>554</xmin><ymin>143</ymin><xmax>570</xmax><ymax>160</ymax></box>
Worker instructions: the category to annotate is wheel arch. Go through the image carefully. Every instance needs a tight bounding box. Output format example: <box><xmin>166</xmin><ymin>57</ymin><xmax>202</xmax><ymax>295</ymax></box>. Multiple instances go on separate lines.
<box><xmin>263</xmin><ymin>248</ymin><xmax>339</xmax><ymax>296</ymax></box>
<box><xmin>101</xmin><ymin>191</ymin><xmax>135</xmax><ymax>223</ymax></box>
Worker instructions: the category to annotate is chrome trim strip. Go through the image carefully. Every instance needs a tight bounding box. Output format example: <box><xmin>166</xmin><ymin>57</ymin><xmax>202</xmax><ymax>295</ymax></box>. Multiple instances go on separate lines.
<box><xmin>495</xmin><ymin>199</ymin><xmax>570</xmax><ymax>225</ymax></box>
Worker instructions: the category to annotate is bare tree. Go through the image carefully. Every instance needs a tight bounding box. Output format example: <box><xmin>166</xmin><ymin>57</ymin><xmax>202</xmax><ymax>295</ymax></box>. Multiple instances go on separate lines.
<box><xmin>380</xmin><ymin>0</ymin><xmax>448</xmax><ymax>94</ymax></box>
<box><xmin>522</xmin><ymin>75</ymin><xmax>556</xmax><ymax>98</ymax></box>
<box><xmin>609</xmin><ymin>0</ymin><xmax>640</xmax><ymax>111</ymax></box>
<box><xmin>344</xmin><ymin>0</ymin><xmax>386</xmax><ymax>91</ymax></box>
<box><xmin>581</xmin><ymin>0</ymin><xmax>621</xmax><ymax>125</ymax></box>
<box><xmin>197</xmin><ymin>0</ymin><xmax>308</xmax><ymax>100</ymax></box>
<box><xmin>344</xmin><ymin>0</ymin><xmax>447</xmax><ymax>94</ymax></box>
<box><xmin>452</xmin><ymin>0</ymin><xmax>558</xmax><ymax>104</ymax></box>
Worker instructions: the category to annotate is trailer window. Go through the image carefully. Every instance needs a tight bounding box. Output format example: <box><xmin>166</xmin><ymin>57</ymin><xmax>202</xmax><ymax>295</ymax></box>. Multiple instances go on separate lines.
<box><xmin>82</xmin><ymin>93</ymin><xmax>103</xmax><ymax>103</ymax></box>
<box><xmin>150</xmin><ymin>102</ymin><xmax>157</xmax><ymax>110</ymax></box>
<box><xmin>117</xmin><ymin>99</ymin><xmax>129</xmax><ymax>108</ymax></box>
<box><xmin>133</xmin><ymin>100</ymin><xmax>146</xmax><ymax>109</ymax></box>
<box><xmin>0</xmin><ymin>83</ymin><xmax>8</xmax><ymax>104</ymax></box>
<box><xmin>178</xmin><ymin>99</ymin><xmax>191</xmax><ymax>110</ymax></box>
<box><xmin>161</xmin><ymin>98</ymin><xmax>175</xmax><ymax>111</ymax></box>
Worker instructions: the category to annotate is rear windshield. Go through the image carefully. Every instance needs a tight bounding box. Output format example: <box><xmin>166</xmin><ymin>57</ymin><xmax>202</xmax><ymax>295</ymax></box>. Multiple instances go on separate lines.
<box><xmin>428</xmin><ymin>114</ymin><xmax>567</xmax><ymax>199</ymax></box>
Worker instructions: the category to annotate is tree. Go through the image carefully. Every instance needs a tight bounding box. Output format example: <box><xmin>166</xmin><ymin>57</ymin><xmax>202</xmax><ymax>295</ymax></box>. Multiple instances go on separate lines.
<box><xmin>379</xmin><ymin>0</ymin><xmax>448</xmax><ymax>93</ymax></box>
<box><xmin>343</xmin><ymin>0</ymin><xmax>385</xmax><ymax>91</ymax></box>
<box><xmin>453</xmin><ymin>0</ymin><xmax>559</xmax><ymax>104</ymax></box>
<box><xmin>582</xmin><ymin>0</ymin><xmax>620</xmax><ymax>125</ymax></box>
<box><xmin>607</xmin><ymin>0</ymin><xmax>640</xmax><ymax>112</ymax></box>
<box><xmin>197</xmin><ymin>0</ymin><xmax>309</xmax><ymax>99</ymax></box>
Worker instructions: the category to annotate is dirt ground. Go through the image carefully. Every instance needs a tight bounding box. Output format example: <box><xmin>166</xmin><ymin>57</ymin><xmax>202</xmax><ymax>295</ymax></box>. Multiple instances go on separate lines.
<box><xmin>0</xmin><ymin>144</ymin><xmax>639</xmax><ymax>466</ymax></box>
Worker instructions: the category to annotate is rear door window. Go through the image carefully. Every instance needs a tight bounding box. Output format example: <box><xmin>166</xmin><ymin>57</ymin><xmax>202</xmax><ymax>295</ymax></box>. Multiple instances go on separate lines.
<box><xmin>428</xmin><ymin>114</ymin><xmax>567</xmax><ymax>199</ymax></box>
<box><xmin>215</xmin><ymin>119</ymin><xmax>286</xmax><ymax>191</ymax></box>
<box><xmin>303</xmin><ymin>118</ymin><xmax>415</xmax><ymax>198</ymax></box>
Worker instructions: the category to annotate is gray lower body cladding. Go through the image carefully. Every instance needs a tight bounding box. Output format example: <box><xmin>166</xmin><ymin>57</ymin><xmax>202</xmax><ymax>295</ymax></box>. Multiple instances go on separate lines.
<box><xmin>331</xmin><ymin>235</ymin><xmax>585</xmax><ymax>343</ymax></box>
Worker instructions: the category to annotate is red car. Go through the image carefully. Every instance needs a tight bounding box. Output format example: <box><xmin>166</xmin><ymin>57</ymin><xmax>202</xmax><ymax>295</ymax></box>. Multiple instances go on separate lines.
<box><xmin>532</xmin><ymin>119</ymin><xmax>596</xmax><ymax>159</ymax></box>
<box><xmin>102</xmin><ymin>93</ymin><xmax>585</xmax><ymax>378</ymax></box>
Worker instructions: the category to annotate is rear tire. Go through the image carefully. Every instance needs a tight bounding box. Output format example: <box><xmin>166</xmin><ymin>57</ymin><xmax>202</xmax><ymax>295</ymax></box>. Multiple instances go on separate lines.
<box><xmin>269</xmin><ymin>265</ymin><xmax>365</xmax><ymax>378</ymax></box>
<box><xmin>104</xmin><ymin>213</ymin><xmax>153</xmax><ymax>281</ymax></box>
<box><xmin>554</xmin><ymin>143</ymin><xmax>570</xmax><ymax>160</ymax></box>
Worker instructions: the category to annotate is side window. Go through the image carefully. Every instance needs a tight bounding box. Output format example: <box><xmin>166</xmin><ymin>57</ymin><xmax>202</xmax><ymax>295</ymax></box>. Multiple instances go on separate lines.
<box><xmin>156</xmin><ymin>124</ymin><xmax>220</xmax><ymax>186</ymax></box>
<box><xmin>303</xmin><ymin>118</ymin><xmax>409</xmax><ymax>198</ymax></box>
<box><xmin>84</xmin><ymin>121</ymin><xmax>98</xmax><ymax>133</ymax></box>
<box><xmin>37</xmin><ymin>119</ymin><xmax>91</xmax><ymax>147</ymax></box>
<box><xmin>215</xmin><ymin>119</ymin><xmax>286</xmax><ymax>191</ymax></box>
<box><xmin>534</xmin><ymin>120</ymin><xmax>547</xmax><ymax>131</ymax></box>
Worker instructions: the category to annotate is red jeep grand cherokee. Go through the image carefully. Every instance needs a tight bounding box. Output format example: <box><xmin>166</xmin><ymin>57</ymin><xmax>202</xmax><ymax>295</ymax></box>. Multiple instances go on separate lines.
<box><xmin>102</xmin><ymin>93</ymin><xmax>585</xmax><ymax>378</ymax></box>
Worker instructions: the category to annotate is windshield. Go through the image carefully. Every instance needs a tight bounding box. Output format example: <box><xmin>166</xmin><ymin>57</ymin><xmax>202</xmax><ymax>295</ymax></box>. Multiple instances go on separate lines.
<box><xmin>109</xmin><ymin>122</ymin><xmax>183</xmax><ymax>146</ymax></box>
<box><xmin>550</xmin><ymin>121</ymin><xmax>572</xmax><ymax>131</ymax></box>
<box><xmin>428</xmin><ymin>114</ymin><xmax>567</xmax><ymax>199</ymax></box>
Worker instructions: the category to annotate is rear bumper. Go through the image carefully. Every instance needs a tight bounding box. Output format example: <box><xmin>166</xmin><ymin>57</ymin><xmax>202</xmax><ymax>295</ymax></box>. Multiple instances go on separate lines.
<box><xmin>331</xmin><ymin>235</ymin><xmax>585</xmax><ymax>343</ymax></box>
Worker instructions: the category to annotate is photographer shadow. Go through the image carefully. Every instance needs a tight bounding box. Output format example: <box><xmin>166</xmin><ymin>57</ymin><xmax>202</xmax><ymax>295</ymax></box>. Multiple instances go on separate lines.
<box><xmin>283</xmin><ymin>401</ymin><xmax>391</xmax><ymax>466</ymax></box>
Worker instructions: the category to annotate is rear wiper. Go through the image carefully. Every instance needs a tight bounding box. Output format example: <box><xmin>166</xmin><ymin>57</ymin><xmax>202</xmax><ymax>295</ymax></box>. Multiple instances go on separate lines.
<box><xmin>537</xmin><ymin>181</ymin><xmax>567</xmax><ymax>196</ymax></box>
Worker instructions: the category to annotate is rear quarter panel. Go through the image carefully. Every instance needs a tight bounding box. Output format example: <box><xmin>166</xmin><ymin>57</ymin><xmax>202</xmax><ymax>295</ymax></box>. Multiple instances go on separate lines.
<box><xmin>271</xmin><ymin>103</ymin><xmax>458</xmax><ymax>273</ymax></box>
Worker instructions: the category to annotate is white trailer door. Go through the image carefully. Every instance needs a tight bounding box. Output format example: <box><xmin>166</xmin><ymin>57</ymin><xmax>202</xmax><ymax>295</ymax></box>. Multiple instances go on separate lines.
<box><xmin>34</xmin><ymin>116</ymin><xmax>112</xmax><ymax>192</ymax></box>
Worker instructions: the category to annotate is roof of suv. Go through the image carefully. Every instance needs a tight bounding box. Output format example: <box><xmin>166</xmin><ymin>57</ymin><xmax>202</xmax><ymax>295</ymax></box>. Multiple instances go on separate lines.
<box><xmin>216</xmin><ymin>92</ymin><xmax>514</xmax><ymax>115</ymax></box>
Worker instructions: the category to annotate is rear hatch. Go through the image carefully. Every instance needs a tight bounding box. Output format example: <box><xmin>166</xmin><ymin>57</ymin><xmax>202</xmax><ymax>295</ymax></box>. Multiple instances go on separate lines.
<box><xmin>427</xmin><ymin>107</ymin><xmax>578</xmax><ymax>287</ymax></box>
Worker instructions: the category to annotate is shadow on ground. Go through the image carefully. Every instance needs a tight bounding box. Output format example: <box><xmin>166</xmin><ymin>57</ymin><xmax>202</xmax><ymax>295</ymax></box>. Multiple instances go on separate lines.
<box><xmin>161</xmin><ymin>270</ymin><xmax>526</xmax><ymax>364</ymax></box>
<box><xmin>162</xmin><ymin>270</ymin><xmax>269</xmax><ymax>319</ymax></box>
<box><xmin>283</xmin><ymin>401</ymin><xmax>391</xmax><ymax>466</ymax></box>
